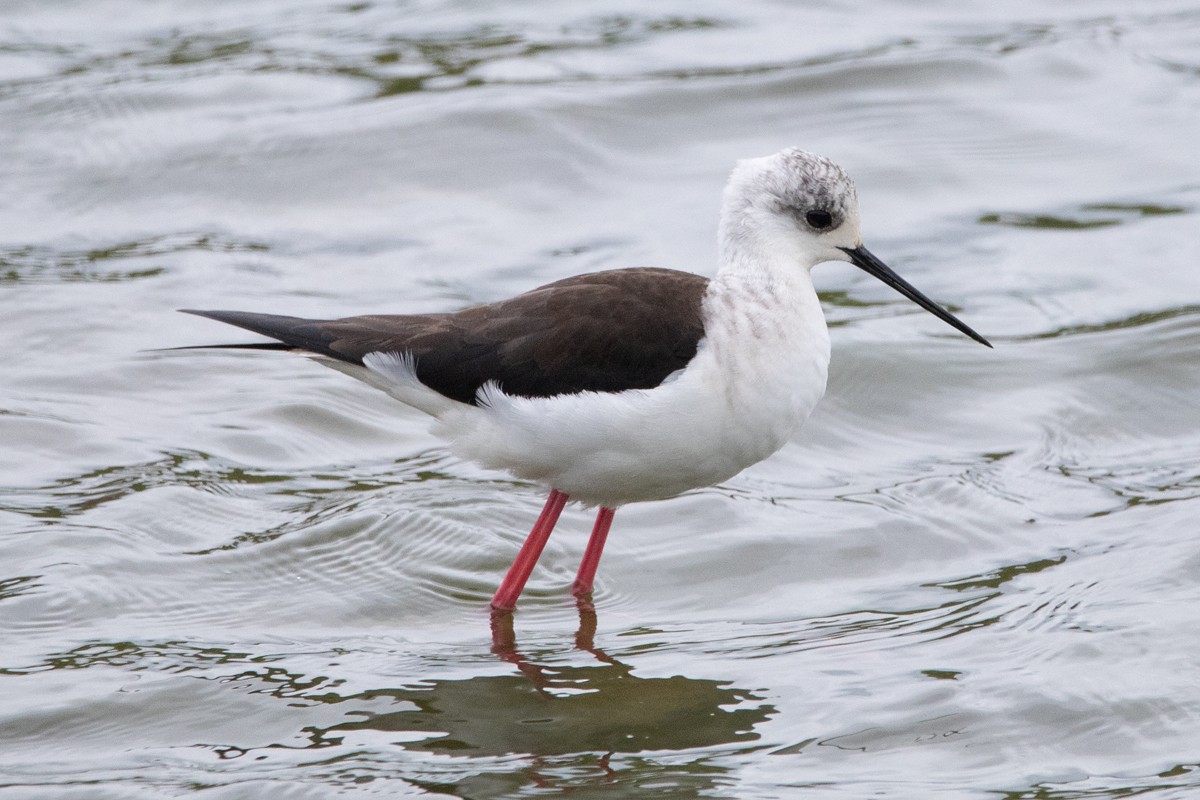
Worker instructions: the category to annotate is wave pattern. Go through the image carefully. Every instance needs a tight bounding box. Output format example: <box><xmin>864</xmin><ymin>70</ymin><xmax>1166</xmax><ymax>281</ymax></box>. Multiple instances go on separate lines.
<box><xmin>3</xmin><ymin>0</ymin><xmax>1200</xmax><ymax>797</ymax></box>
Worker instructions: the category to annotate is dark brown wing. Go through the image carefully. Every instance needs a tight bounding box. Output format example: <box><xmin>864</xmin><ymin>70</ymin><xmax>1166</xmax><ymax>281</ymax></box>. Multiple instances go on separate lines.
<box><xmin>181</xmin><ymin>268</ymin><xmax>709</xmax><ymax>405</ymax></box>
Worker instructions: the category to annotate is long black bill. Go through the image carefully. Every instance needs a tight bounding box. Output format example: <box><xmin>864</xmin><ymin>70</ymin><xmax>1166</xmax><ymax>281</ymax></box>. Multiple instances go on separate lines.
<box><xmin>840</xmin><ymin>245</ymin><xmax>992</xmax><ymax>348</ymax></box>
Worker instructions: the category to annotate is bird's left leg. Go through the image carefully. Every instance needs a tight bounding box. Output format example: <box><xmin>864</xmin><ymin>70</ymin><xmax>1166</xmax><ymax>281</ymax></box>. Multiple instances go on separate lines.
<box><xmin>571</xmin><ymin>507</ymin><xmax>616</xmax><ymax>598</ymax></box>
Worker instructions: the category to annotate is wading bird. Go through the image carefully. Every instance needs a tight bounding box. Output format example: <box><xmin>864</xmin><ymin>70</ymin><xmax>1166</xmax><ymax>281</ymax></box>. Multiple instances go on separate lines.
<box><xmin>182</xmin><ymin>148</ymin><xmax>990</xmax><ymax>612</ymax></box>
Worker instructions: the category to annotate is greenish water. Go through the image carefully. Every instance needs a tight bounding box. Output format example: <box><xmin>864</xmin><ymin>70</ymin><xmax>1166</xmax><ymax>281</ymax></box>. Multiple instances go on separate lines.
<box><xmin>2</xmin><ymin>1</ymin><xmax>1199</xmax><ymax>797</ymax></box>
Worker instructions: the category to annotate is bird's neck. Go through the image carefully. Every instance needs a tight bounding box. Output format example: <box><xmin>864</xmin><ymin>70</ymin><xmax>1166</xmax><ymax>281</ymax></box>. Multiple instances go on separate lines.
<box><xmin>705</xmin><ymin>249</ymin><xmax>828</xmax><ymax>355</ymax></box>
<box><xmin>712</xmin><ymin>213</ymin><xmax>824</xmax><ymax>312</ymax></box>
<box><xmin>699</xmin><ymin>198</ymin><xmax>833</xmax><ymax>449</ymax></box>
<box><xmin>700</xmin><ymin>241</ymin><xmax>831</xmax><ymax>454</ymax></box>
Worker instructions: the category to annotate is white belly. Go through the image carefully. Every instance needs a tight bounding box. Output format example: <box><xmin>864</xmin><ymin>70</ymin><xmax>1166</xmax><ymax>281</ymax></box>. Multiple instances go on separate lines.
<box><xmin>440</xmin><ymin>331</ymin><xmax>828</xmax><ymax>507</ymax></box>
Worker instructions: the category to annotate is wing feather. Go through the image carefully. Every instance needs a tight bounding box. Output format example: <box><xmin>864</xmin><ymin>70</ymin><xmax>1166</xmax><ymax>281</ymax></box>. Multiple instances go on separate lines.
<box><xmin>182</xmin><ymin>268</ymin><xmax>709</xmax><ymax>405</ymax></box>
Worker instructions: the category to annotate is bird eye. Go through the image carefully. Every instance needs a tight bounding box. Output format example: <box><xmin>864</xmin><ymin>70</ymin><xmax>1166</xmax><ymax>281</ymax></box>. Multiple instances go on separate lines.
<box><xmin>805</xmin><ymin>210</ymin><xmax>834</xmax><ymax>230</ymax></box>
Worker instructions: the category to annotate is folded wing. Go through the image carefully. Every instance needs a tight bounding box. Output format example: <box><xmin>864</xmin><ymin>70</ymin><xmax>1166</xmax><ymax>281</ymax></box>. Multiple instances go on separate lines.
<box><xmin>182</xmin><ymin>268</ymin><xmax>709</xmax><ymax>405</ymax></box>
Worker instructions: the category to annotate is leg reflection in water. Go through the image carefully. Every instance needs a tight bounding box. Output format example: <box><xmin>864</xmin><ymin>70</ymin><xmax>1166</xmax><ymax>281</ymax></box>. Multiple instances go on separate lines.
<box><xmin>490</xmin><ymin>596</ymin><xmax>618</xmax><ymax>690</ymax></box>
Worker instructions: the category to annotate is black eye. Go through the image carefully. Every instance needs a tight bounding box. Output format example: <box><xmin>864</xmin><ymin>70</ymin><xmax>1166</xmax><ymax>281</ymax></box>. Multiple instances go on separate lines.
<box><xmin>805</xmin><ymin>210</ymin><xmax>834</xmax><ymax>230</ymax></box>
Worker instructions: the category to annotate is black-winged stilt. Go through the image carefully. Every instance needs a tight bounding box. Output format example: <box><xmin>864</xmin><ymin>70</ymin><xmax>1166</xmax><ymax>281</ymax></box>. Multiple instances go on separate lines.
<box><xmin>181</xmin><ymin>148</ymin><xmax>990</xmax><ymax>612</ymax></box>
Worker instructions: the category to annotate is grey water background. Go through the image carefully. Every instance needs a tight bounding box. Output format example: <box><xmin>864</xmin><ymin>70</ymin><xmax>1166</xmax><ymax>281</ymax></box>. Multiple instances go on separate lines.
<box><xmin>2</xmin><ymin>0</ymin><xmax>1199</xmax><ymax>797</ymax></box>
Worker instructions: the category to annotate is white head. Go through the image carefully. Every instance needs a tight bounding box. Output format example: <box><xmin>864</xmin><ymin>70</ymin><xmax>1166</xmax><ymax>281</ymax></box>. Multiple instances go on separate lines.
<box><xmin>718</xmin><ymin>148</ymin><xmax>991</xmax><ymax>347</ymax></box>
<box><xmin>719</xmin><ymin>148</ymin><xmax>863</xmax><ymax>270</ymax></box>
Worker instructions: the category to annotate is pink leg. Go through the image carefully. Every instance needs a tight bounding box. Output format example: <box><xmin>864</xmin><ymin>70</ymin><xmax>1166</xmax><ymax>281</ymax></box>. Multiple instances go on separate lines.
<box><xmin>490</xmin><ymin>489</ymin><xmax>569</xmax><ymax>611</ymax></box>
<box><xmin>572</xmin><ymin>507</ymin><xmax>616</xmax><ymax>598</ymax></box>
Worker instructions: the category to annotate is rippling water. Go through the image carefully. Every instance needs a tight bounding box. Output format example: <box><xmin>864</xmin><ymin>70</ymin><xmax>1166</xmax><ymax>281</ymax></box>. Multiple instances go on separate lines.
<box><xmin>3</xmin><ymin>1</ymin><xmax>1199</xmax><ymax>797</ymax></box>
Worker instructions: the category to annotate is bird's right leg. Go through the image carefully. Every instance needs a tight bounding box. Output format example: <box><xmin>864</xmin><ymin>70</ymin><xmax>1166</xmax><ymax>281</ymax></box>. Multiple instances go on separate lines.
<box><xmin>490</xmin><ymin>489</ymin><xmax>569</xmax><ymax>612</ymax></box>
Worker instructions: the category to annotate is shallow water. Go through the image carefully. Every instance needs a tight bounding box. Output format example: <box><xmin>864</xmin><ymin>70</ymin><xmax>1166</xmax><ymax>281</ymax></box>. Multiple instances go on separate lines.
<box><xmin>3</xmin><ymin>1</ymin><xmax>1200</xmax><ymax>797</ymax></box>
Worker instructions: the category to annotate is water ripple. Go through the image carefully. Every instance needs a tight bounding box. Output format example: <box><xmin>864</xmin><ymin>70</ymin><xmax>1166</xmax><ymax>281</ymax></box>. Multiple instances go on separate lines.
<box><xmin>3</xmin><ymin>0</ymin><xmax>1200</xmax><ymax>796</ymax></box>
<box><xmin>0</xmin><ymin>233</ymin><xmax>269</xmax><ymax>285</ymax></box>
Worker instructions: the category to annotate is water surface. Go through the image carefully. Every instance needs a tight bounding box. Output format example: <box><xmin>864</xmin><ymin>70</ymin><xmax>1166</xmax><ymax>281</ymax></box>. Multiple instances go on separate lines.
<box><xmin>2</xmin><ymin>1</ymin><xmax>1200</xmax><ymax>797</ymax></box>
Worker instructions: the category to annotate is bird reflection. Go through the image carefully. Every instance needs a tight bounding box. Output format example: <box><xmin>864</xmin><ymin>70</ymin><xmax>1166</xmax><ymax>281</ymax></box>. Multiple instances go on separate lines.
<box><xmin>310</xmin><ymin>601</ymin><xmax>772</xmax><ymax>762</ymax></box>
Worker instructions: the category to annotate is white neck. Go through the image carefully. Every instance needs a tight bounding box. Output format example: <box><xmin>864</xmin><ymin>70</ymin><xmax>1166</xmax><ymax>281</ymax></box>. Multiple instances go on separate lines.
<box><xmin>695</xmin><ymin>222</ymin><xmax>832</xmax><ymax>465</ymax></box>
